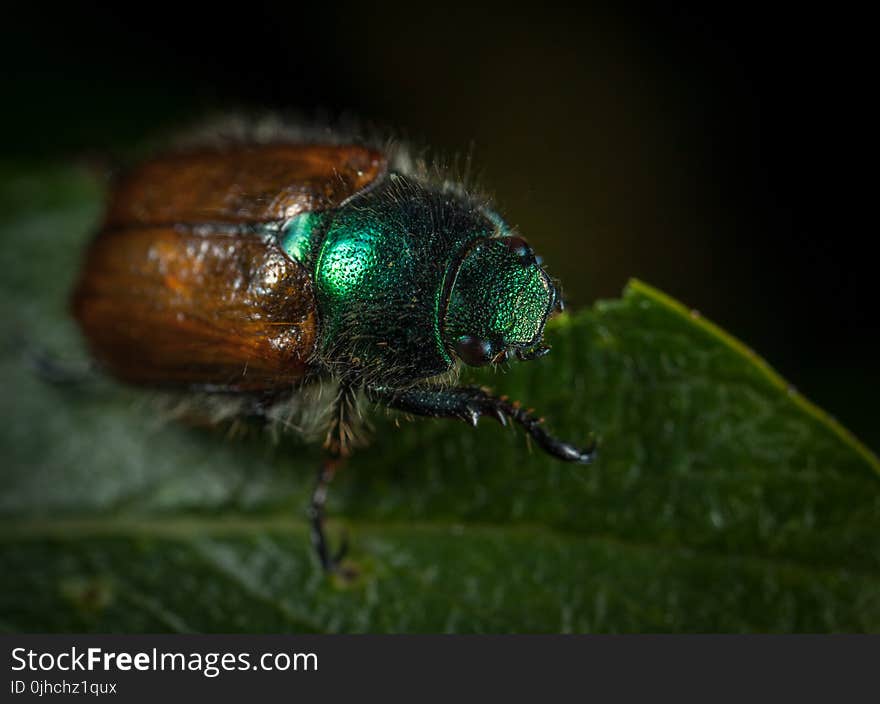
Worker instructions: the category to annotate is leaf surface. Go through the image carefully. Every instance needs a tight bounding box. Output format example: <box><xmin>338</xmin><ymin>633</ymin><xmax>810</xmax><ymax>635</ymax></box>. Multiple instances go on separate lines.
<box><xmin>1</xmin><ymin>166</ymin><xmax>877</xmax><ymax>632</ymax></box>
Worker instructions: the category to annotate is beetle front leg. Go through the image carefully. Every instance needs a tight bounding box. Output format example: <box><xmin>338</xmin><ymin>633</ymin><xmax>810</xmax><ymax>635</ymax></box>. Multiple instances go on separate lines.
<box><xmin>367</xmin><ymin>385</ymin><xmax>595</xmax><ymax>464</ymax></box>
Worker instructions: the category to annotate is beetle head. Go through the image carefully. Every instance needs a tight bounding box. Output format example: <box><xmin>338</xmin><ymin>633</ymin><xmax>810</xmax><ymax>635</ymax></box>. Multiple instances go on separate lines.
<box><xmin>442</xmin><ymin>235</ymin><xmax>559</xmax><ymax>367</ymax></box>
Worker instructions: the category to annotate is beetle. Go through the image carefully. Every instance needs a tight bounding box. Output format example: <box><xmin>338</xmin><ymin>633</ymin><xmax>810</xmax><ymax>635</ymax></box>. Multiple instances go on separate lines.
<box><xmin>71</xmin><ymin>128</ymin><xmax>594</xmax><ymax>573</ymax></box>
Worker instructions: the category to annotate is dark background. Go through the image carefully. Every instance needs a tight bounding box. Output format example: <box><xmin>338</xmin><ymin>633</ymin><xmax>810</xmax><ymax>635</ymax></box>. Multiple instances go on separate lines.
<box><xmin>2</xmin><ymin>3</ymin><xmax>876</xmax><ymax>448</ymax></box>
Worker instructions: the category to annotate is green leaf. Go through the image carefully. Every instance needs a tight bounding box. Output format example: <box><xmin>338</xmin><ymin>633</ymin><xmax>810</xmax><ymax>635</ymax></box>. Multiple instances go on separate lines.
<box><xmin>1</xmin><ymin>165</ymin><xmax>878</xmax><ymax>633</ymax></box>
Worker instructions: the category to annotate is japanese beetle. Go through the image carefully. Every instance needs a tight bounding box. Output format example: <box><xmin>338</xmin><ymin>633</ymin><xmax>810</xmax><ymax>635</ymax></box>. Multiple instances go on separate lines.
<box><xmin>72</xmin><ymin>127</ymin><xmax>594</xmax><ymax>572</ymax></box>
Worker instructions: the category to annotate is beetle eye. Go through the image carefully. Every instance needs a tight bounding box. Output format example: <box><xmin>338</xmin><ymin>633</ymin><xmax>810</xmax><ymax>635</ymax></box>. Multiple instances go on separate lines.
<box><xmin>453</xmin><ymin>335</ymin><xmax>497</xmax><ymax>366</ymax></box>
<box><xmin>501</xmin><ymin>236</ymin><xmax>536</xmax><ymax>266</ymax></box>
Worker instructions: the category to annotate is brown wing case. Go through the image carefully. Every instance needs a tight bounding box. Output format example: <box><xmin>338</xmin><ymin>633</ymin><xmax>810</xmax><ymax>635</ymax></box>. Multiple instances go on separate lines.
<box><xmin>72</xmin><ymin>226</ymin><xmax>319</xmax><ymax>391</ymax></box>
<box><xmin>73</xmin><ymin>143</ymin><xmax>388</xmax><ymax>392</ymax></box>
<box><xmin>104</xmin><ymin>143</ymin><xmax>387</xmax><ymax>226</ymax></box>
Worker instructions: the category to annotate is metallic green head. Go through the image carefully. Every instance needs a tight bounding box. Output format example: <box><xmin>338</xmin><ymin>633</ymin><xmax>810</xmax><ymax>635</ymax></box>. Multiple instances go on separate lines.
<box><xmin>443</xmin><ymin>236</ymin><xmax>559</xmax><ymax>366</ymax></box>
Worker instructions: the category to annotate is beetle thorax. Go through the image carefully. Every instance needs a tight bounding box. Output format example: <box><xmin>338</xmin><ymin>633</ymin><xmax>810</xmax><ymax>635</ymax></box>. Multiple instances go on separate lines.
<box><xmin>311</xmin><ymin>174</ymin><xmax>493</xmax><ymax>386</ymax></box>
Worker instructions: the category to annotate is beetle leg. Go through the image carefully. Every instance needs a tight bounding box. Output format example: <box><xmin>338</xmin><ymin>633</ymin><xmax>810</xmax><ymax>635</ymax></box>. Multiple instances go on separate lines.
<box><xmin>367</xmin><ymin>385</ymin><xmax>595</xmax><ymax>464</ymax></box>
<box><xmin>309</xmin><ymin>454</ymin><xmax>337</xmax><ymax>568</ymax></box>
<box><xmin>308</xmin><ymin>453</ymin><xmax>355</xmax><ymax>576</ymax></box>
